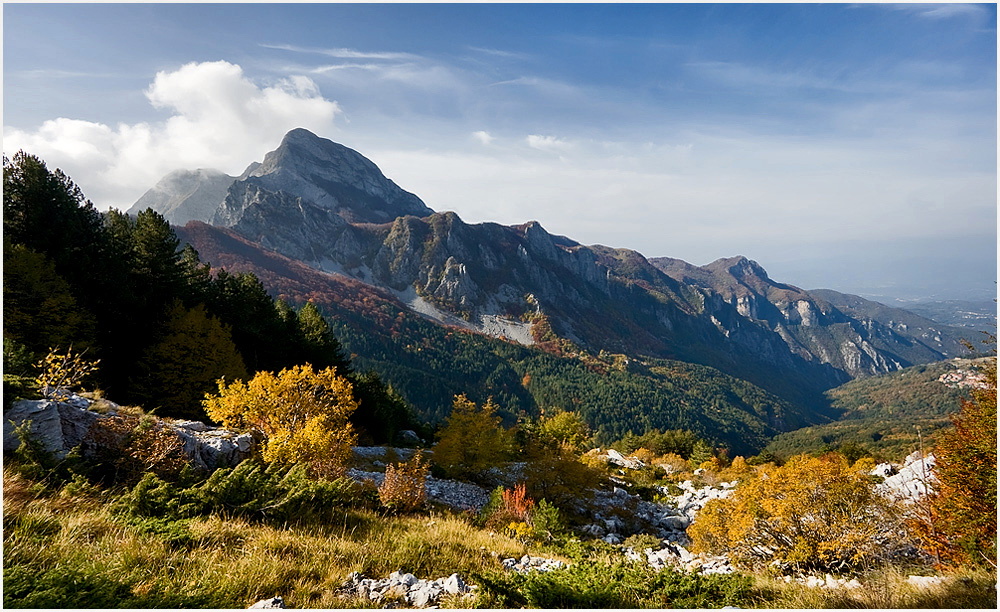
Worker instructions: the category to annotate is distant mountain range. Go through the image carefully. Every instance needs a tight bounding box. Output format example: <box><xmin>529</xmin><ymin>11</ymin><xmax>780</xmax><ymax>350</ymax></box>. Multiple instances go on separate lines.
<box><xmin>136</xmin><ymin>128</ymin><xmax>977</xmax><ymax>449</ymax></box>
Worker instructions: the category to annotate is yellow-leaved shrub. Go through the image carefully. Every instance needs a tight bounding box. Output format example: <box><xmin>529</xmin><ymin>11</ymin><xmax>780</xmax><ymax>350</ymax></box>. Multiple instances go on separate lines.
<box><xmin>203</xmin><ymin>364</ymin><xmax>357</xmax><ymax>475</ymax></box>
<box><xmin>688</xmin><ymin>453</ymin><xmax>905</xmax><ymax>572</ymax></box>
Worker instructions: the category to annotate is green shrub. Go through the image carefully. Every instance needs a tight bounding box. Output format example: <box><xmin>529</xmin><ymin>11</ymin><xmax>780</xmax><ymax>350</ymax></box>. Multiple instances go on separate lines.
<box><xmin>116</xmin><ymin>460</ymin><xmax>365</xmax><ymax>526</ymax></box>
<box><xmin>531</xmin><ymin>499</ymin><xmax>564</xmax><ymax>541</ymax></box>
<box><xmin>473</xmin><ymin>559</ymin><xmax>753</xmax><ymax>608</ymax></box>
<box><xmin>3</xmin><ymin>563</ymin><xmax>135</xmax><ymax>609</ymax></box>
<box><xmin>623</xmin><ymin>533</ymin><xmax>662</xmax><ymax>551</ymax></box>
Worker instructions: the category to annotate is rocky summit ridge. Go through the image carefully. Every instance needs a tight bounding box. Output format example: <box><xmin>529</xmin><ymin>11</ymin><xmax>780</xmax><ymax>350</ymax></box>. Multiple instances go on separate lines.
<box><xmin>135</xmin><ymin>128</ymin><xmax>970</xmax><ymax>412</ymax></box>
<box><xmin>218</xmin><ymin>128</ymin><xmax>433</xmax><ymax>225</ymax></box>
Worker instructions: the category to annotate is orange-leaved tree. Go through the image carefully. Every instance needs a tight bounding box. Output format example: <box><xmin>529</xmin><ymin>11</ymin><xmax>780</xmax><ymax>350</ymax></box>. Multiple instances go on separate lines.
<box><xmin>203</xmin><ymin>364</ymin><xmax>357</xmax><ymax>475</ymax></box>
<box><xmin>689</xmin><ymin>453</ymin><xmax>905</xmax><ymax>572</ymax></box>
<box><xmin>916</xmin><ymin>344</ymin><xmax>996</xmax><ymax>568</ymax></box>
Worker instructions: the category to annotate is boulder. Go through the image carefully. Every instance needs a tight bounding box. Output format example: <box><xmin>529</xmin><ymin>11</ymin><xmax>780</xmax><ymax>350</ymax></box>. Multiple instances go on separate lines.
<box><xmin>397</xmin><ymin>430</ymin><xmax>422</xmax><ymax>445</ymax></box>
<box><xmin>169</xmin><ymin>426</ymin><xmax>255</xmax><ymax>470</ymax></box>
<box><xmin>661</xmin><ymin>515</ymin><xmax>690</xmax><ymax>531</ymax></box>
<box><xmin>3</xmin><ymin>398</ymin><xmax>104</xmax><ymax>458</ymax></box>
<box><xmin>408</xmin><ymin>583</ymin><xmax>440</xmax><ymax>607</ymax></box>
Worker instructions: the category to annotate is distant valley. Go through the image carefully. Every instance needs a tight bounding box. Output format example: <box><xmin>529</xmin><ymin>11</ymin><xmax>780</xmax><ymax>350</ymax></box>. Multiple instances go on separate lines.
<box><xmin>882</xmin><ymin>298</ymin><xmax>996</xmax><ymax>331</ymax></box>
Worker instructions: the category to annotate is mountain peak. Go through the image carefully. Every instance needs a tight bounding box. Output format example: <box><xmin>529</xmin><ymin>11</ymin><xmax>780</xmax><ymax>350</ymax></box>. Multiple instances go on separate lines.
<box><xmin>239</xmin><ymin>128</ymin><xmax>434</xmax><ymax>224</ymax></box>
<box><xmin>707</xmin><ymin>255</ymin><xmax>769</xmax><ymax>280</ymax></box>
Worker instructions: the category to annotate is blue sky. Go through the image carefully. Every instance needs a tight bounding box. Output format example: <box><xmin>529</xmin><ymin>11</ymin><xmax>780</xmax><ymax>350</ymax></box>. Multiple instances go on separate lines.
<box><xmin>4</xmin><ymin>3</ymin><xmax>996</xmax><ymax>301</ymax></box>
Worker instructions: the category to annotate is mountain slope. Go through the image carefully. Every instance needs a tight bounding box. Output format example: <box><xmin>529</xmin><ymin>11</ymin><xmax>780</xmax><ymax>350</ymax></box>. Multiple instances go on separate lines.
<box><xmin>140</xmin><ymin>128</ymin><xmax>972</xmax><ymax>435</ymax></box>
<box><xmin>175</xmin><ymin>221</ymin><xmax>806</xmax><ymax>454</ymax></box>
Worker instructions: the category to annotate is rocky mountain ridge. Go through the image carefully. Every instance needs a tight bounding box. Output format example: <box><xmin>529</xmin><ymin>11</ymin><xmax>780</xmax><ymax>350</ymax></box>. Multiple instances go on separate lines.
<box><xmin>651</xmin><ymin>256</ymin><xmax>966</xmax><ymax>378</ymax></box>
<box><xmin>136</xmin><ymin>128</ymin><xmax>970</xmax><ymax>410</ymax></box>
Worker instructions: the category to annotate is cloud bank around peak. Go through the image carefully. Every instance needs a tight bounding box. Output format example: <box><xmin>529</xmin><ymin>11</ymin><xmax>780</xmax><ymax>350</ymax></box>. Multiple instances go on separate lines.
<box><xmin>3</xmin><ymin>60</ymin><xmax>340</xmax><ymax>210</ymax></box>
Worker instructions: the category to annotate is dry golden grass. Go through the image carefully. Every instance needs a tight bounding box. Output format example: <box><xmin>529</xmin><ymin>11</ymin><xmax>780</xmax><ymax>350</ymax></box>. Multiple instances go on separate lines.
<box><xmin>751</xmin><ymin>566</ymin><xmax>997</xmax><ymax>609</ymax></box>
<box><xmin>3</xmin><ymin>468</ymin><xmax>531</xmax><ymax>608</ymax></box>
<box><xmin>4</xmin><ymin>466</ymin><xmax>993</xmax><ymax>609</ymax></box>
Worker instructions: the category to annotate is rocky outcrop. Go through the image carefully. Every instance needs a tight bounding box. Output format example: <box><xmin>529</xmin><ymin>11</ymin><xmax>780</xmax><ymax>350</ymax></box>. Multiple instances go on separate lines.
<box><xmin>625</xmin><ymin>541</ymin><xmax>734</xmax><ymax>575</ymax></box>
<box><xmin>3</xmin><ymin>394</ymin><xmax>252</xmax><ymax>470</ymax></box>
<box><xmin>873</xmin><ymin>451</ymin><xmax>936</xmax><ymax>503</ymax></box>
<box><xmin>340</xmin><ymin>570</ymin><xmax>474</xmax><ymax>607</ymax></box>
<box><xmin>3</xmin><ymin>397</ymin><xmax>105</xmax><ymax>459</ymax></box>
<box><xmin>653</xmin><ymin>256</ymin><xmax>965</xmax><ymax>379</ymax></box>
<box><xmin>169</xmin><ymin>421</ymin><xmax>255</xmax><ymax>471</ymax></box>
<box><xmin>230</xmin><ymin>128</ymin><xmax>433</xmax><ymax>224</ymax></box>
<box><xmin>500</xmin><ymin>554</ymin><xmax>566</xmax><ymax>573</ymax></box>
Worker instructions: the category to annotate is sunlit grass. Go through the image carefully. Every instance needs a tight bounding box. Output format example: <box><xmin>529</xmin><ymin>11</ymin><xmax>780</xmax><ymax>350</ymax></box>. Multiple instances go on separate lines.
<box><xmin>4</xmin><ymin>465</ymin><xmax>995</xmax><ymax>609</ymax></box>
<box><xmin>749</xmin><ymin>565</ymin><xmax>997</xmax><ymax>609</ymax></box>
<box><xmin>3</xmin><ymin>467</ymin><xmax>528</xmax><ymax>608</ymax></box>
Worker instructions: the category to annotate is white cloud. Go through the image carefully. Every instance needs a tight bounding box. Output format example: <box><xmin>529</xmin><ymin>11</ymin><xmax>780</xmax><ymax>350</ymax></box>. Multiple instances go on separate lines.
<box><xmin>472</xmin><ymin>130</ymin><xmax>494</xmax><ymax>145</ymax></box>
<box><xmin>3</xmin><ymin>61</ymin><xmax>340</xmax><ymax>210</ymax></box>
<box><xmin>526</xmin><ymin>134</ymin><xmax>571</xmax><ymax>152</ymax></box>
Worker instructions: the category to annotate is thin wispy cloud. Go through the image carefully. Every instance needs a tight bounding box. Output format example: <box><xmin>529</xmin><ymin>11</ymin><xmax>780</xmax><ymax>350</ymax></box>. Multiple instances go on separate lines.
<box><xmin>467</xmin><ymin>46</ymin><xmax>531</xmax><ymax>60</ymax></box>
<box><xmin>261</xmin><ymin>43</ymin><xmax>421</xmax><ymax>61</ymax></box>
<box><xmin>15</xmin><ymin>69</ymin><xmax>118</xmax><ymax>79</ymax></box>
<box><xmin>911</xmin><ymin>3</ymin><xmax>988</xmax><ymax>20</ymax></box>
<box><xmin>308</xmin><ymin>63</ymin><xmax>388</xmax><ymax>73</ymax></box>
<box><xmin>687</xmin><ymin>61</ymin><xmax>845</xmax><ymax>92</ymax></box>
<box><xmin>489</xmin><ymin>76</ymin><xmax>584</xmax><ymax>100</ymax></box>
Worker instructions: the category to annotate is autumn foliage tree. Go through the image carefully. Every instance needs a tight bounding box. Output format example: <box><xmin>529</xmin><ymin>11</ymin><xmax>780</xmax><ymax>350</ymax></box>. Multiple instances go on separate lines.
<box><xmin>203</xmin><ymin>365</ymin><xmax>357</xmax><ymax>476</ymax></box>
<box><xmin>521</xmin><ymin>411</ymin><xmax>603</xmax><ymax>509</ymax></box>
<box><xmin>432</xmin><ymin>394</ymin><xmax>513</xmax><ymax>481</ymax></box>
<box><xmin>35</xmin><ymin>346</ymin><xmax>101</xmax><ymax>401</ymax></box>
<box><xmin>917</xmin><ymin>349</ymin><xmax>997</xmax><ymax>567</ymax></box>
<box><xmin>688</xmin><ymin>453</ymin><xmax>905</xmax><ymax>572</ymax></box>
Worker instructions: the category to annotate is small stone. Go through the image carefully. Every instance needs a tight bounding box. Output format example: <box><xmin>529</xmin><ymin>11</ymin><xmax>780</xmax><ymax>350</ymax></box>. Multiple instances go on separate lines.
<box><xmin>248</xmin><ymin>597</ymin><xmax>285</xmax><ymax>609</ymax></box>
<box><xmin>443</xmin><ymin>573</ymin><xmax>467</xmax><ymax>595</ymax></box>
